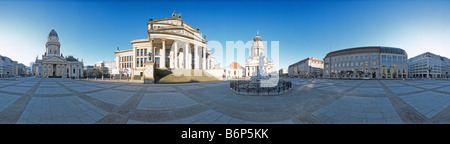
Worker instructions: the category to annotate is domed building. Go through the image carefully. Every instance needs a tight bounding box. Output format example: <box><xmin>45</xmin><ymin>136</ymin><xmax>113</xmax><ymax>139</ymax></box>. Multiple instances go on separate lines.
<box><xmin>35</xmin><ymin>28</ymin><xmax>84</xmax><ymax>78</ymax></box>
<box><xmin>244</xmin><ymin>31</ymin><xmax>274</xmax><ymax>77</ymax></box>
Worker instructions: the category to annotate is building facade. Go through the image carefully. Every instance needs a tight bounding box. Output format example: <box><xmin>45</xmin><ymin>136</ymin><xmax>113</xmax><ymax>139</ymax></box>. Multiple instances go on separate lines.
<box><xmin>225</xmin><ymin>62</ymin><xmax>244</xmax><ymax>79</ymax></box>
<box><xmin>30</xmin><ymin>62</ymin><xmax>35</xmax><ymax>76</ymax></box>
<box><xmin>17</xmin><ymin>63</ymin><xmax>28</xmax><ymax>76</ymax></box>
<box><xmin>408</xmin><ymin>52</ymin><xmax>450</xmax><ymax>78</ymax></box>
<box><xmin>323</xmin><ymin>46</ymin><xmax>408</xmax><ymax>79</ymax></box>
<box><xmin>288</xmin><ymin>57</ymin><xmax>323</xmax><ymax>78</ymax></box>
<box><xmin>0</xmin><ymin>55</ymin><xmax>17</xmax><ymax>77</ymax></box>
<box><xmin>115</xmin><ymin>13</ymin><xmax>214</xmax><ymax>79</ymax></box>
<box><xmin>279</xmin><ymin>68</ymin><xmax>288</xmax><ymax>77</ymax></box>
<box><xmin>244</xmin><ymin>32</ymin><xmax>274</xmax><ymax>77</ymax></box>
<box><xmin>35</xmin><ymin>28</ymin><xmax>84</xmax><ymax>78</ymax></box>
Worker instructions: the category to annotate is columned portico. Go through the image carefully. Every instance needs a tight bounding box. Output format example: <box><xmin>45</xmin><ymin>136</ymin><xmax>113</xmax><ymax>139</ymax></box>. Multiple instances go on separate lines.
<box><xmin>35</xmin><ymin>28</ymin><xmax>84</xmax><ymax>78</ymax></box>
<box><xmin>116</xmin><ymin>13</ymin><xmax>215</xmax><ymax>79</ymax></box>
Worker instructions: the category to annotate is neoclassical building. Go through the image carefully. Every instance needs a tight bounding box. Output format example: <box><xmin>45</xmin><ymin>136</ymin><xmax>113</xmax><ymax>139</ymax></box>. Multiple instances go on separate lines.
<box><xmin>244</xmin><ymin>32</ymin><xmax>274</xmax><ymax>77</ymax></box>
<box><xmin>35</xmin><ymin>28</ymin><xmax>84</xmax><ymax>78</ymax></box>
<box><xmin>115</xmin><ymin>12</ymin><xmax>214</xmax><ymax>79</ymax></box>
<box><xmin>288</xmin><ymin>57</ymin><xmax>324</xmax><ymax>78</ymax></box>
<box><xmin>323</xmin><ymin>46</ymin><xmax>408</xmax><ymax>79</ymax></box>
<box><xmin>225</xmin><ymin>62</ymin><xmax>244</xmax><ymax>79</ymax></box>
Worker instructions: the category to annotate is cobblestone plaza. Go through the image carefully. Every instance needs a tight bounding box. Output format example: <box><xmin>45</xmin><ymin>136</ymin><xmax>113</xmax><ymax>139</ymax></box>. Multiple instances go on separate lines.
<box><xmin>0</xmin><ymin>78</ymin><xmax>449</xmax><ymax>124</ymax></box>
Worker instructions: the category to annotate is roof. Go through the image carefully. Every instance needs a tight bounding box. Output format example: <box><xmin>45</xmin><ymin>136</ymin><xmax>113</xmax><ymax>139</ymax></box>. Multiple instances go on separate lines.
<box><xmin>227</xmin><ymin>62</ymin><xmax>243</xmax><ymax>69</ymax></box>
<box><xmin>325</xmin><ymin>46</ymin><xmax>406</xmax><ymax>58</ymax></box>
<box><xmin>48</xmin><ymin>29</ymin><xmax>58</xmax><ymax>37</ymax></box>
<box><xmin>66</xmin><ymin>56</ymin><xmax>78</xmax><ymax>61</ymax></box>
<box><xmin>253</xmin><ymin>33</ymin><xmax>262</xmax><ymax>41</ymax></box>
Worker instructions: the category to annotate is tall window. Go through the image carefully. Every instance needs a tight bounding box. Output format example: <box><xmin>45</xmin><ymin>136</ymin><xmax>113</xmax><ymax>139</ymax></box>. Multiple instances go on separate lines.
<box><xmin>137</xmin><ymin>58</ymin><xmax>139</xmax><ymax>67</ymax></box>
<box><xmin>140</xmin><ymin>49</ymin><xmax>143</xmax><ymax>56</ymax></box>
<box><xmin>137</xmin><ymin>49</ymin><xmax>139</xmax><ymax>56</ymax></box>
<box><xmin>351</xmin><ymin>57</ymin><xmax>354</xmax><ymax>61</ymax></box>
<box><xmin>155</xmin><ymin>57</ymin><xmax>160</xmax><ymax>68</ymax></box>
<box><xmin>355</xmin><ymin>56</ymin><xmax>358</xmax><ymax>60</ymax></box>
<box><xmin>166</xmin><ymin>58</ymin><xmax>170</xmax><ymax>68</ymax></box>
<box><xmin>365</xmin><ymin>56</ymin><xmax>368</xmax><ymax>60</ymax></box>
<box><xmin>141</xmin><ymin>58</ymin><xmax>143</xmax><ymax>67</ymax></box>
<box><xmin>144</xmin><ymin>49</ymin><xmax>147</xmax><ymax>56</ymax></box>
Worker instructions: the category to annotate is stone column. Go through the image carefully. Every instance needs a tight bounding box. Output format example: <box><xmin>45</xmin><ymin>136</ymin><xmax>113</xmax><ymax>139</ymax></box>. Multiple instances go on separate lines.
<box><xmin>170</xmin><ymin>45</ymin><xmax>174</xmax><ymax>69</ymax></box>
<box><xmin>57</xmin><ymin>64</ymin><xmax>60</xmax><ymax>76</ymax></box>
<box><xmin>185</xmin><ymin>43</ymin><xmax>189</xmax><ymax>69</ymax></box>
<box><xmin>188</xmin><ymin>47</ymin><xmax>192</xmax><ymax>69</ymax></box>
<box><xmin>161</xmin><ymin>39</ymin><xmax>166</xmax><ymax>68</ymax></box>
<box><xmin>75</xmin><ymin>65</ymin><xmax>78</xmax><ymax>79</ymax></box>
<box><xmin>202</xmin><ymin>47</ymin><xmax>206</xmax><ymax>70</ymax></box>
<box><xmin>132</xmin><ymin>46</ymin><xmax>136</xmax><ymax>70</ymax></box>
<box><xmin>41</xmin><ymin>64</ymin><xmax>48</xmax><ymax>76</ymax></box>
<box><xmin>194</xmin><ymin>45</ymin><xmax>199</xmax><ymax>69</ymax></box>
<box><xmin>149</xmin><ymin>39</ymin><xmax>153</xmax><ymax>62</ymax></box>
<box><xmin>174</xmin><ymin>41</ymin><xmax>178</xmax><ymax>69</ymax></box>
<box><xmin>207</xmin><ymin>57</ymin><xmax>210</xmax><ymax>70</ymax></box>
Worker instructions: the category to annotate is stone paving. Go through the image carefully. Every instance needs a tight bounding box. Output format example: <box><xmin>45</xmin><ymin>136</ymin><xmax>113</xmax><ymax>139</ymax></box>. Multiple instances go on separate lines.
<box><xmin>0</xmin><ymin>77</ymin><xmax>449</xmax><ymax>124</ymax></box>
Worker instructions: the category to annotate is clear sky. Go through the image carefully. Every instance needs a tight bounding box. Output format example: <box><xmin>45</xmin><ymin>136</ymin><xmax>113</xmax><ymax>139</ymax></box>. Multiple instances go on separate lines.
<box><xmin>0</xmin><ymin>0</ymin><xmax>449</xmax><ymax>69</ymax></box>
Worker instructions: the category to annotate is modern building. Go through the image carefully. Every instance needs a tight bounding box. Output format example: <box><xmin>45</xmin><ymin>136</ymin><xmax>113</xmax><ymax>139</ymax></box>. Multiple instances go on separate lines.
<box><xmin>17</xmin><ymin>63</ymin><xmax>28</xmax><ymax>76</ymax></box>
<box><xmin>279</xmin><ymin>68</ymin><xmax>288</xmax><ymax>77</ymax></box>
<box><xmin>0</xmin><ymin>55</ymin><xmax>17</xmax><ymax>77</ymax></box>
<box><xmin>288</xmin><ymin>57</ymin><xmax>323</xmax><ymax>78</ymax></box>
<box><xmin>323</xmin><ymin>46</ymin><xmax>408</xmax><ymax>79</ymax></box>
<box><xmin>12</xmin><ymin>61</ymin><xmax>18</xmax><ymax>76</ymax></box>
<box><xmin>94</xmin><ymin>60</ymin><xmax>116</xmax><ymax>76</ymax></box>
<box><xmin>1</xmin><ymin>55</ymin><xmax>17</xmax><ymax>77</ymax></box>
<box><xmin>244</xmin><ymin>31</ymin><xmax>274</xmax><ymax>77</ymax></box>
<box><xmin>408</xmin><ymin>52</ymin><xmax>450</xmax><ymax>78</ymax></box>
<box><xmin>225</xmin><ymin>62</ymin><xmax>244</xmax><ymax>79</ymax></box>
<box><xmin>115</xmin><ymin>12</ymin><xmax>214</xmax><ymax>79</ymax></box>
<box><xmin>30</xmin><ymin>62</ymin><xmax>35</xmax><ymax>76</ymax></box>
<box><xmin>34</xmin><ymin>28</ymin><xmax>84</xmax><ymax>78</ymax></box>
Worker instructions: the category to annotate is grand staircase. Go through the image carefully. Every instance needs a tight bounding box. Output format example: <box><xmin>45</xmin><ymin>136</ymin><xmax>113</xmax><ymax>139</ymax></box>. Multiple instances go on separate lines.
<box><xmin>154</xmin><ymin>68</ymin><xmax>222</xmax><ymax>83</ymax></box>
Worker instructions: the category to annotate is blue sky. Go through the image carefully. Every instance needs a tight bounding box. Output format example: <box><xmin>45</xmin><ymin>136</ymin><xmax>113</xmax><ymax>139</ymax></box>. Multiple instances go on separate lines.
<box><xmin>0</xmin><ymin>0</ymin><xmax>449</xmax><ymax>69</ymax></box>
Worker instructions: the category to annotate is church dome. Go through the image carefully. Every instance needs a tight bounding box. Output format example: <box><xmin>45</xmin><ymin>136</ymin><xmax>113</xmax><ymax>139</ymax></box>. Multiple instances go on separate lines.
<box><xmin>48</xmin><ymin>29</ymin><xmax>58</xmax><ymax>37</ymax></box>
<box><xmin>253</xmin><ymin>33</ymin><xmax>262</xmax><ymax>41</ymax></box>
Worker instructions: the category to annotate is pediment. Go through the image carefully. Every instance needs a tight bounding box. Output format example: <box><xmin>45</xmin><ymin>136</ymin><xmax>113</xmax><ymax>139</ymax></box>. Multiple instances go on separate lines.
<box><xmin>45</xmin><ymin>57</ymin><xmax>65</xmax><ymax>62</ymax></box>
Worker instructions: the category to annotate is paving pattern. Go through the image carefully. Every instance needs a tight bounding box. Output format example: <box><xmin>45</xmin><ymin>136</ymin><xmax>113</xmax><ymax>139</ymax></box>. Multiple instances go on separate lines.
<box><xmin>0</xmin><ymin>77</ymin><xmax>449</xmax><ymax>124</ymax></box>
